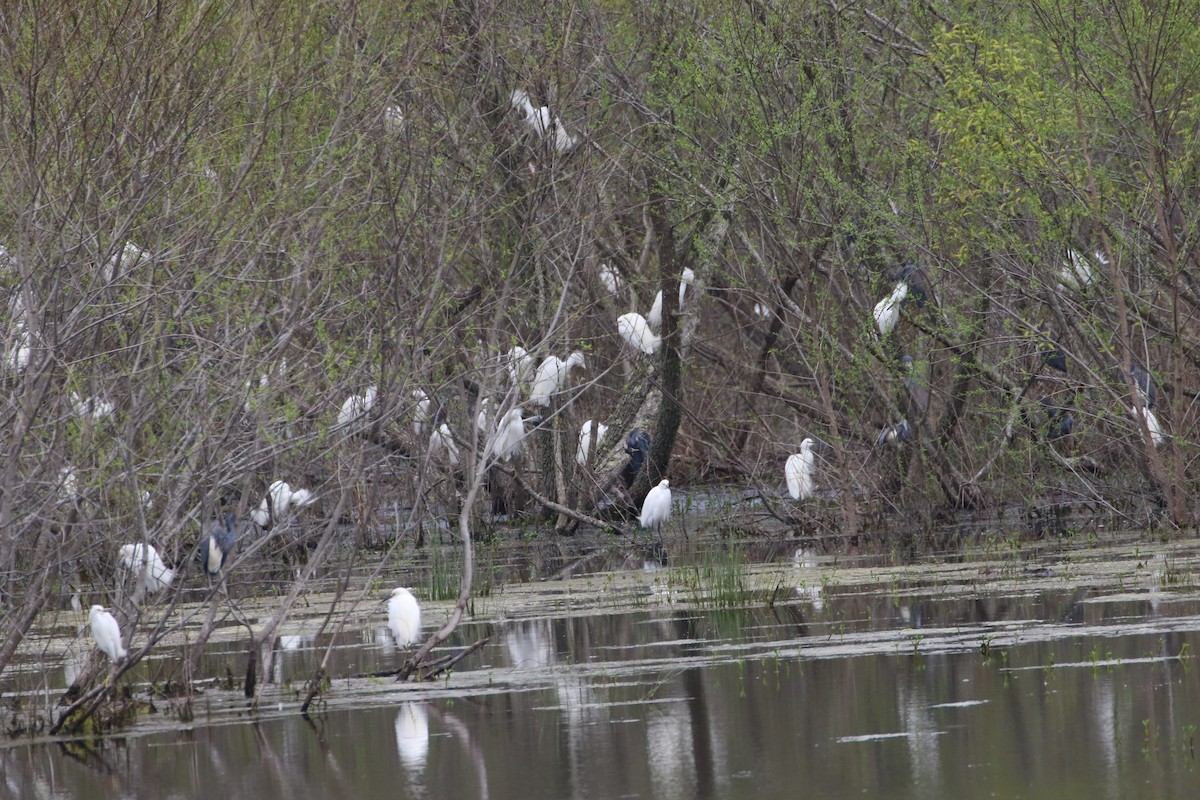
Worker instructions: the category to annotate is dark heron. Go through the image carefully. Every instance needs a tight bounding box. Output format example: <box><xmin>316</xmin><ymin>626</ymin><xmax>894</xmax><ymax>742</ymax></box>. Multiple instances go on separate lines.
<box><xmin>622</xmin><ymin>429</ymin><xmax>651</xmax><ymax>488</ymax></box>
<box><xmin>897</xmin><ymin>263</ymin><xmax>930</xmax><ymax>308</ymax></box>
<box><xmin>876</xmin><ymin>419</ymin><xmax>912</xmax><ymax>447</ymax></box>
<box><xmin>1040</xmin><ymin>398</ymin><xmax>1075</xmax><ymax>442</ymax></box>
<box><xmin>201</xmin><ymin>513</ymin><xmax>238</xmax><ymax>577</ymax></box>
<box><xmin>900</xmin><ymin>355</ymin><xmax>931</xmax><ymax>420</ymax></box>
<box><xmin>1037</xmin><ymin>325</ymin><xmax>1067</xmax><ymax>373</ymax></box>
<box><xmin>1129</xmin><ymin>364</ymin><xmax>1156</xmax><ymax>409</ymax></box>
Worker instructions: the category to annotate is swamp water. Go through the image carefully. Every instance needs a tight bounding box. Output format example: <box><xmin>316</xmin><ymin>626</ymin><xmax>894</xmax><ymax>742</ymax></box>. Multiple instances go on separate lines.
<box><xmin>2</xmin><ymin>534</ymin><xmax>1199</xmax><ymax>799</ymax></box>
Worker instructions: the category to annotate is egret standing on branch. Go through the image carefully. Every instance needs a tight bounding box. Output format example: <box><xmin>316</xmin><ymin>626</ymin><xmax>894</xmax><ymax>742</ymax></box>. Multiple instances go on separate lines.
<box><xmin>785</xmin><ymin>438</ymin><xmax>816</xmax><ymax>500</ymax></box>
<box><xmin>118</xmin><ymin>543</ymin><xmax>175</xmax><ymax>593</ymax></box>
<box><xmin>577</xmin><ymin>420</ymin><xmax>609</xmax><ymax>466</ymax></box>
<box><xmin>250</xmin><ymin>480</ymin><xmax>317</xmax><ymax>529</ymax></box>
<box><xmin>89</xmin><ymin>605</ymin><xmax>127</xmax><ymax>662</ymax></box>
<box><xmin>529</xmin><ymin>352</ymin><xmax>586</xmax><ymax>407</ymax></box>
<box><xmin>647</xmin><ymin>267</ymin><xmax>696</xmax><ymax>329</ymax></box>
<box><xmin>617</xmin><ymin>313</ymin><xmax>662</xmax><ymax>355</ymax></box>
<box><xmin>491</xmin><ymin>407</ymin><xmax>541</xmax><ymax>462</ymax></box>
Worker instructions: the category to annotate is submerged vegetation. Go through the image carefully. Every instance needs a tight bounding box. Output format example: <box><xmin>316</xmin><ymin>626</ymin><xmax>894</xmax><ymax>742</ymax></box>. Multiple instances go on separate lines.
<box><xmin>1</xmin><ymin>0</ymin><xmax>1199</xmax><ymax>734</ymax></box>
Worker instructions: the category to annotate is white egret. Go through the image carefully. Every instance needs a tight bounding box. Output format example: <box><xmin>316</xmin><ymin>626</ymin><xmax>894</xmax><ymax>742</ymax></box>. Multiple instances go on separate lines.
<box><xmin>250</xmin><ymin>480</ymin><xmax>317</xmax><ymax>528</ymax></box>
<box><xmin>599</xmin><ymin>263</ymin><xmax>624</xmax><ymax>295</ymax></box>
<box><xmin>1130</xmin><ymin>406</ymin><xmax>1165</xmax><ymax>447</ymax></box>
<box><xmin>475</xmin><ymin>397</ymin><xmax>490</xmax><ymax>433</ymax></box>
<box><xmin>1129</xmin><ymin>364</ymin><xmax>1156</xmax><ymax>409</ymax></box>
<box><xmin>6</xmin><ymin>322</ymin><xmax>31</xmax><ymax>371</ymax></box>
<box><xmin>383</xmin><ymin>105</ymin><xmax>405</xmax><ymax>132</ymax></box>
<box><xmin>785</xmin><ymin>438</ymin><xmax>816</xmax><ymax>500</ymax></box>
<box><xmin>102</xmin><ymin>241</ymin><xmax>149</xmax><ymax>282</ymax></box>
<box><xmin>429</xmin><ymin>422</ymin><xmax>461</xmax><ymax>465</ymax></box>
<box><xmin>57</xmin><ymin>466</ymin><xmax>80</xmax><ymax>504</ymax></box>
<box><xmin>639</xmin><ymin>479</ymin><xmax>672</xmax><ymax>535</ymax></box>
<box><xmin>646</xmin><ymin>268</ymin><xmax>697</xmax><ymax>329</ymax></box>
<box><xmin>1059</xmin><ymin>249</ymin><xmax>1105</xmax><ymax>292</ymax></box>
<box><xmin>576</xmin><ymin>420</ymin><xmax>609</xmax><ymax>466</ymax></box>
<box><xmin>412</xmin><ymin>389</ymin><xmax>431</xmax><ymax>437</ymax></box>
<box><xmin>70</xmin><ymin>392</ymin><xmax>114</xmax><ymax>422</ymax></box>
<box><xmin>511</xmin><ymin>88</ymin><xmax>551</xmax><ymax>137</ymax></box>
<box><xmin>491</xmin><ymin>407</ymin><xmax>539</xmax><ymax>461</ymax></box>
<box><xmin>118</xmin><ymin>543</ymin><xmax>175</xmax><ymax>593</ymax></box>
<box><xmin>89</xmin><ymin>605</ymin><xmax>127</xmax><ymax>662</ymax></box>
<box><xmin>388</xmin><ymin>587</ymin><xmax>422</xmax><ymax>648</ymax></box>
<box><xmin>506</xmin><ymin>347</ymin><xmax>534</xmax><ymax>388</ymax></box>
<box><xmin>753</xmin><ymin>302</ymin><xmax>771</xmax><ymax>320</ymax></box>
<box><xmin>337</xmin><ymin>386</ymin><xmax>377</xmax><ymax>428</ymax></box>
<box><xmin>201</xmin><ymin>513</ymin><xmax>238</xmax><ymax>576</ymax></box>
<box><xmin>617</xmin><ymin>312</ymin><xmax>662</xmax><ymax>355</ymax></box>
<box><xmin>873</xmin><ymin>281</ymin><xmax>909</xmax><ymax>336</ymax></box>
<box><xmin>529</xmin><ymin>351</ymin><xmax>585</xmax><ymax>407</ymax></box>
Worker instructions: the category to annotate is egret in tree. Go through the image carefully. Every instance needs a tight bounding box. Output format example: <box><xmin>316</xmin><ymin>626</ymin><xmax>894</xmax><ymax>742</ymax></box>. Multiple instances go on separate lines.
<box><xmin>89</xmin><ymin>605</ymin><xmax>127</xmax><ymax>662</ymax></box>
<box><xmin>646</xmin><ymin>268</ymin><xmax>697</xmax><ymax>329</ymax></box>
<box><xmin>70</xmin><ymin>392</ymin><xmax>114</xmax><ymax>422</ymax></box>
<box><xmin>639</xmin><ymin>479</ymin><xmax>672</xmax><ymax>538</ymax></box>
<box><xmin>753</xmin><ymin>302</ymin><xmax>771</xmax><ymax>320</ymax></box>
<box><xmin>383</xmin><ymin>105</ymin><xmax>405</xmax><ymax>133</ymax></box>
<box><xmin>1128</xmin><ymin>364</ymin><xmax>1156</xmax><ymax>409</ymax></box>
<box><xmin>873</xmin><ymin>281</ymin><xmax>909</xmax><ymax>337</ymax></box>
<box><xmin>118</xmin><ymin>543</ymin><xmax>175</xmax><ymax>593</ymax></box>
<box><xmin>491</xmin><ymin>407</ymin><xmax>540</xmax><ymax>462</ymax></box>
<box><xmin>617</xmin><ymin>312</ymin><xmax>662</xmax><ymax>355</ymax></box>
<box><xmin>529</xmin><ymin>352</ymin><xmax>585</xmax><ymax>407</ymax></box>
<box><xmin>577</xmin><ymin>420</ymin><xmax>609</xmax><ymax>466</ymax></box>
<box><xmin>622</xmin><ymin>429</ymin><xmax>651</xmax><ymax>488</ymax></box>
<box><xmin>599</xmin><ymin>263</ymin><xmax>624</xmax><ymax>295</ymax></box>
<box><xmin>201</xmin><ymin>513</ymin><xmax>238</xmax><ymax>577</ymax></box>
<box><xmin>388</xmin><ymin>587</ymin><xmax>422</xmax><ymax>649</ymax></box>
<box><xmin>506</xmin><ymin>347</ymin><xmax>534</xmax><ymax>388</ymax></box>
<box><xmin>1058</xmin><ymin>249</ymin><xmax>1105</xmax><ymax>292</ymax></box>
<box><xmin>475</xmin><ymin>397</ymin><xmax>490</xmax><ymax>433</ymax></box>
<box><xmin>102</xmin><ymin>241</ymin><xmax>149</xmax><ymax>282</ymax></box>
<box><xmin>785</xmin><ymin>438</ymin><xmax>816</xmax><ymax>500</ymax></box>
<box><xmin>337</xmin><ymin>386</ymin><xmax>377</xmax><ymax>428</ymax></box>
<box><xmin>510</xmin><ymin>89</ymin><xmax>577</xmax><ymax>153</ymax></box>
<box><xmin>412</xmin><ymin>389</ymin><xmax>432</xmax><ymax>437</ymax></box>
<box><xmin>250</xmin><ymin>480</ymin><xmax>317</xmax><ymax>529</ymax></box>
<box><xmin>429</xmin><ymin>422</ymin><xmax>461</xmax><ymax>465</ymax></box>
<box><xmin>875</xmin><ymin>419</ymin><xmax>911</xmax><ymax>447</ymax></box>
<box><xmin>1130</xmin><ymin>405</ymin><xmax>1165</xmax><ymax>447</ymax></box>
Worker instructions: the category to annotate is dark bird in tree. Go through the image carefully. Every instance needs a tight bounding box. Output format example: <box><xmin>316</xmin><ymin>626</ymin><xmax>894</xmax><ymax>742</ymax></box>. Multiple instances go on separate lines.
<box><xmin>200</xmin><ymin>513</ymin><xmax>239</xmax><ymax>577</ymax></box>
<box><xmin>1128</xmin><ymin>364</ymin><xmax>1156</xmax><ymax>409</ymax></box>
<box><xmin>622</xmin><ymin>429</ymin><xmax>651</xmax><ymax>488</ymax></box>
<box><xmin>1040</xmin><ymin>398</ymin><xmax>1076</xmax><ymax>442</ymax></box>
<box><xmin>897</xmin><ymin>262</ymin><xmax>930</xmax><ymax>309</ymax></box>
<box><xmin>1037</xmin><ymin>325</ymin><xmax>1067</xmax><ymax>373</ymax></box>
<box><xmin>876</xmin><ymin>419</ymin><xmax>912</xmax><ymax>447</ymax></box>
<box><xmin>900</xmin><ymin>355</ymin><xmax>930</xmax><ymax>420</ymax></box>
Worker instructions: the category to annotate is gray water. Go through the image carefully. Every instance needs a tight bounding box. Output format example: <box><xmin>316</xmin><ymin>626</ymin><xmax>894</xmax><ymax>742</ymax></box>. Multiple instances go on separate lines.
<box><xmin>2</xmin><ymin>538</ymin><xmax>1199</xmax><ymax>799</ymax></box>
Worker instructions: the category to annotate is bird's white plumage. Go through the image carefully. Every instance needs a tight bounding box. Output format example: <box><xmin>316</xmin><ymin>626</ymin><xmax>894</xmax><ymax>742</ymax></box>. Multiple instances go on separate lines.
<box><xmin>785</xmin><ymin>438</ymin><xmax>816</xmax><ymax>500</ymax></box>
<box><xmin>617</xmin><ymin>312</ymin><xmax>662</xmax><ymax>355</ymax></box>
<box><xmin>506</xmin><ymin>347</ymin><xmax>534</xmax><ymax>388</ymax></box>
<box><xmin>412</xmin><ymin>389</ymin><xmax>431</xmax><ymax>437</ymax></box>
<box><xmin>639</xmin><ymin>479</ymin><xmax>672</xmax><ymax>529</ymax></box>
<box><xmin>753</xmin><ymin>302</ymin><xmax>771</xmax><ymax>320</ymax></box>
<box><xmin>119</xmin><ymin>543</ymin><xmax>174</xmax><ymax>593</ymax></box>
<box><xmin>388</xmin><ymin>587</ymin><xmax>422</xmax><ymax>648</ymax></box>
<box><xmin>395</xmin><ymin>703</ymin><xmax>430</xmax><ymax>771</ymax></box>
<box><xmin>337</xmin><ymin>386</ymin><xmax>377</xmax><ymax>428</ymax></box>
<box><xmin>529</xmin><ymin>352</ymin><xmax>585</xmax><ymax>407</ymax></box>
<box><xmin>679</xmin><ymin>267</ymin><xmax>695</xmax><ymax>305</ymax></box>
<box><xmin>251</xmin><ymin>480</ymin><xmax>317</xmax><ymax>527</ymax></box>
<box><xmin>1059</xmin><ymin>249</ymin><xmax>1104</xmax><ymax>292</ymax></box>
<box><xmin>1131</xmin><ymin>406</ymin><xmax>1165</xmax><ymax>447</ymax></box>
<box><xmin>206</xmin><ymin>535</ymin><xmax>225</xmax><ymax>575</ymax></box>
<box><xmin>383</xmin><ymin>105</ymin><xmax>405</xmax><ymax>132</ymax></box>
<box><xmin>70</xmin><ymin>392</ymin><xmax>114</xmax><ymax>421</ymax></box>
<box><xmin>647</xmin><ymin>270</ymin><xmax>696</xmax><ymax>330</ymax></box>
<box><xmin>873</xmin><ymin>282</ymin><xmax>908</xmax><ymax>336</ymax></box>
<box><xmin>599</xmin><ymin>263</ymin><xmax>623</xmax><ymax>295</ymax></box>
<box><xmin>576</xmin><ymin>420</ymin><xmax>609</xmax><ymax>466</ymax></box>
<box><xmin>491</xmin><ymin>407</ymin><xmax>533</xmax><ymax>461</ymax></box>
<box><xmin>475</xmin><ymin>397</ymin><xmax>490</xmax><ymax>433</ymax></box>
<box><xmin>89</xmin><ymin>605</ymin><xmax>127</xmax><ymax>662</ymax></box>
<box><xmin>102</xmin><ymin>241</ymin><xmax>149</xmax><ymax>282</ymax></box>
<box><xmin>429</xmin><ymin>423</ymin><xmax>460</xmax><ymax>465</ymax></box>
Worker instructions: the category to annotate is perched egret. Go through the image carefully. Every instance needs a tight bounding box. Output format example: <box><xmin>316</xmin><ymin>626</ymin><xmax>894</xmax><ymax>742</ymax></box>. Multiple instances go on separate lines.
<box><xmin>552</xmin><ymin>117</ymin><xmax>578</xmax><ymax>154</ymax></box>
<box><xmin>337</xmin><ymin>386</ymin><xmax>377</xmax><ymax>428</ymax></box>
<box><xmin>6</xmin><ymin>322</ymin><xmax>31</xmax><ymax>371</ymax></box>
<box><xmin>873</xmin><ymin>281</ymin><xmax>909</xmax><ymax>337</ymax></box>
<box><xmin>102</xmin><ymin>241</ymin><xmax>149</xmax><ymax>282</ymax></box>
<box><xmin>491</xmin><ymin>407</ymin><xmax>540</xmax><ymax>462</ymax></box>
<box><xmin>1058</xmin><ymin>249</ymin><xmax>1105</xmax><ymax>292</ymax></box>
<box><xmin>250</xmin><ymin>480</ymin><xmax>317</xmax><ymax>529</ymax></box>
<box><xmin>89</xmin><ymin>605</ymin><xmax>127</xmax><ymax>662</ymax></box>
<box><xmin>388</xmin><ymin>587</ymin><xmax>422</xmax><ymax>648</ymax></box>
<box><xmin>412</xmin><ymin>389</ymin><xmax>432</xmax><ymax>437</ymax></box>
<box><xmin>753</xmin><ymin>302</ymin><xmax>771</xmax><ymax>320</ymax></box>
<box><xmin>639</xmin><ymin>479</ymin><xmax>672</xmax><ymax>535</ymax></box>
<box><xmin>511</xmin><ymin>89</ymin><xmax>576</xmax><ymax>153</ymax></box>
<box><xmin>529</xmin><ymin>352</ymin><xmax>585</xmax><ymax>407</ymax></box>
<box><xmin>118</xmin><ymin>543</ymin><xmax>175</xmax><ymax>593</ymax></box>
<box><xmin>1130</xmin><ymin>405</ymin><xmax>1165</xmax><ymax>447</ymax></box>
<box><xmin>785</xmin><ymin>438</ymin><xmax>816</xmax><ymax>500</ymax></box>
<box><xmin>383</xmin><ymin>105</ymin><xmax>405</xmax><ymax>132</ymax></box>
<box><xmin>876</xmin><ymin>419</ymin><xmax>911</xmax><ymax>447</ymax></box>
<box><xmin>1128</xmin><ymin>364</ymin><xmax>1156</xmax><ymax>409</ymax></box>
<box><xmin>475</xmin><ymin>397</ymin><xmax>490</xmax><ymax>433</ymax></box>
<box><xmin>646</xmin><ymin>268</ymin><xmax>697</xmax><ymax>329</ymax></box>
<box><xmin>622</xmin><ymin>429</ymin><xmax>651</xmax><ymax>488</ymax></box>
<box><xmin>57</xmin><ymin>466</ymin><xmax>80</xmax><ymax>504</ymax></box>
<box><xmin>617</xmin><ymin>312</ymin><xmax>662</xmax><ymax>355</ymax></box>
<box><xmin>429</xmin><ymin>423</ymin><xmax>461</xmax><ymax>465</ymax></box>
<box><xmin>506</xmin><ymin>347</ymin><xmax>534</xmax><ymax>388</ymax></box>
<box><xmin>70</xmin><ymin>392</ymin><xmax>114</xmax><ymax>421</ymax></box>
<box><xmin>201</xmin><ymin>513</ymin><xmax>238</xmax><ymax>576</ymax></box>
<box><xmin>576</xmin><ymin>420</ymin><xmax>609</xmax><ymax>466</ymax></box>
<box><xmin>598</xmin><ymin>263</ymin><xmax>624</xmax><ymax>295</ymax></box>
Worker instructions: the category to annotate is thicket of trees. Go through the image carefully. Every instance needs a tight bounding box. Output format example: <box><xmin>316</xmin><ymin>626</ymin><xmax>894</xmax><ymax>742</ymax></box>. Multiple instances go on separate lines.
<box><xmin>1</xmin><ymin>0</ymin><xmax>1197</xmax><ymax>724</ymax></box>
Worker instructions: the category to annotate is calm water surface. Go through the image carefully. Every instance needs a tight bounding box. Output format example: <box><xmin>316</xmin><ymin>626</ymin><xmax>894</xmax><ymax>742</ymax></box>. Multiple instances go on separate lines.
<box><xmin>2</xmin><ymin>540</ymin><xmax>1199</xmax><ymax>799</ymax></box>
